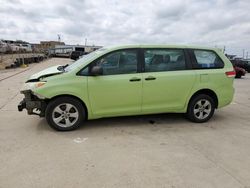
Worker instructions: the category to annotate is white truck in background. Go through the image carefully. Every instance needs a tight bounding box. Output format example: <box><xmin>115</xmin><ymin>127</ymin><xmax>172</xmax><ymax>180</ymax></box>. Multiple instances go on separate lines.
<box><xmin>0</xmin><ymin>40</ymin><xmax>33</xmax><ymax>53</ymax></box>
<box><xmin>17</xmin><ymin>44</ymin><xmax>32</xmax><ymax>52</ymax></box>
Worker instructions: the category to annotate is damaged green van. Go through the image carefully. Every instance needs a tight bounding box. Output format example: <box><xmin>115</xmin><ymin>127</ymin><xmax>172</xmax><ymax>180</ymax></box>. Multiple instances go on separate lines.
<box><xmin>18</xmin><ymin>45</ymin><xmax>235</xmax><ymax>131</ymax></box>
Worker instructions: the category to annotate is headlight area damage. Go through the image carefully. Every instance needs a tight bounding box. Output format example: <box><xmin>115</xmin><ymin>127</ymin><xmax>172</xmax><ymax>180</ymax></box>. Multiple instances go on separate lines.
<box><xmin>18</xmin><ymin>90</ymin><xmax>47</xmax><ymax>117</ymax></box>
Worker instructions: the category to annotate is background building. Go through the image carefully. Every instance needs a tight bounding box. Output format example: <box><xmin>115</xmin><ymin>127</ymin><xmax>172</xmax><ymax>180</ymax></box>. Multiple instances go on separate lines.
<box><xmin>40</xmin><ymin>41</ymin><xmax>65</xmax><ymax>49</ymax></box>
<box><xmin>32</xmin><ymin>41</ymin><xmax>65</xmax><ymax>52</ymax></box>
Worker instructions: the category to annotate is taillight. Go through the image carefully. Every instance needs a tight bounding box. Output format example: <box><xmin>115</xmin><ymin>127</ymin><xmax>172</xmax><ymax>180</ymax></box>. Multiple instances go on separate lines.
<box><xmin>225</xmin><ymin>70</ymin><xmax>236</xmax><ymax>78</ymax></box>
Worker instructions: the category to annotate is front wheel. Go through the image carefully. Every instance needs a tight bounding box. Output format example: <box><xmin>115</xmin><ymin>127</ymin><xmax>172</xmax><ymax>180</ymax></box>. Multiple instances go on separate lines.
<box><xmin>45</xmin><ymin>97</ymin><xmax>85</xmax><ymax>131</ymax></box>
<box><xmin>186</xmin><ymin>94</ymin><xmax>215</xmax><ymax>123</ymax></box>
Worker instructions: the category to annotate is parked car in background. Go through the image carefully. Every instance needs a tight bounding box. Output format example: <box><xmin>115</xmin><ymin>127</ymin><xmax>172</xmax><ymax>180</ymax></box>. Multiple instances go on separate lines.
<box><xmin>234</xmin><ymin>66</ymin><xmax>246</xmax><ymax>78</ymax></box>
<box><xmin>231</xmin><ymin>59</ymin><xmax>250</xmax><ymax>73</ymax></box>
<box><xmin>22</xmin><ymin>44</ymin><xmax>32</xmax><ymax>52</ymax></box>
<box><xmin>17</xmin><ymin>44</ymin><xmax>32</xmax><ymax>52</ymax></box>
<box><xmin>18</xmin><ymin>45</ymin><xmax>235</xmax><ymax>131</ymax></box>
<box><xmin>9</xmin><ymin>44</ymin><xmax>20</xmax><ymax>52</ymax></box>
<box><xmin>246</xmin><ymin>61</ymin><xmax>250</xmax><ymax>72</ymax></box>
<box><xmin>70</xmin><ymin>51</ymin><xmax>86</xmax><ymax>60</ymax></box>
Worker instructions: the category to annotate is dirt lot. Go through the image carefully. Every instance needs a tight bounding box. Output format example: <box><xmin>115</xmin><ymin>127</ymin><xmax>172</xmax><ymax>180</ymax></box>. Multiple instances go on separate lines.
<box><xmin>0</xmin><ymin>53</ymin><xmax>44</xmax><ymax>70</ymax></box>
<box><xmin>0</xmin><ymin>58</ymin><xmax>250</xmax><ymax>188</ymax></box>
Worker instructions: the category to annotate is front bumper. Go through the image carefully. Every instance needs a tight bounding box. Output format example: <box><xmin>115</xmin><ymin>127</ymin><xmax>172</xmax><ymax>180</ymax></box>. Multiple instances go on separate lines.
<box><xmin>18</xmin><ymin>90</ymin><xmax>47</xmax><ymax>117</ymax></box>
<box><xmin>18</xmin><ymin>100</ymin><xmax>26</xmax><ymax>111</ymax></box>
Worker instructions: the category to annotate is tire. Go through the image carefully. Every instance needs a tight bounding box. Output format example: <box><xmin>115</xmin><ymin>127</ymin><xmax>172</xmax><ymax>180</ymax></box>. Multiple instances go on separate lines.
<box><xmin>235</xmin><ymin>74</ymin><xmax>241</xmax><ymax>78</ymax></box>
<box><xmin>186</xmin><ymin>94</ymin><xmax>215</xmax><ymax>123</ymax></box>
<box><xmin>45</xmin><ymin>97</ymin><xmax>85</xmax><ymax>131</ymax></box>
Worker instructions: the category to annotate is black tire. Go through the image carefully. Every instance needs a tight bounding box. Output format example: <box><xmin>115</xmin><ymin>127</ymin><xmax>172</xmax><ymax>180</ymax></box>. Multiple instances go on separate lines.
<box><xmin>186</xmin><ymin>94</ymin><xmax>215</xmax><ymax>123</ymax></box>
<box><xmin>45</xmin><ymin>97</ymin><xmax>85</xmax><ymax>131</ymax></box>
<box><xmin>235</xmin><ymin>74</ymin><xmax>241</xmax><ymax>78</ymax></box>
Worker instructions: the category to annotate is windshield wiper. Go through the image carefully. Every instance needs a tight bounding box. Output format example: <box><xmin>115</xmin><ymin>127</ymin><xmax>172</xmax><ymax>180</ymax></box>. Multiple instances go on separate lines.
<box><xmin>57</xmin><ymin>64</ymin><xmax>69</xmax><ymax>71</ymax></box>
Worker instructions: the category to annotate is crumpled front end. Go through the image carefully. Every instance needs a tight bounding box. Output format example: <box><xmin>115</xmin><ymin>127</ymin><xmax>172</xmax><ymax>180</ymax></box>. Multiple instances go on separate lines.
<box><xmin>18</xmin><ymin>90</ymin><xmax>47</xmax><ymax>117</ymax></box>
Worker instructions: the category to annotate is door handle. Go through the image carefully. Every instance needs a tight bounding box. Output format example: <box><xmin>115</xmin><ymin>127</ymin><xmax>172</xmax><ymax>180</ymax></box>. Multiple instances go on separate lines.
<box><xmin>145</xmin><ymin>76</ymin><xmax>156</xmax><ymax>81</ymax></box>
<box><xmin>129</xmin><ymin>77</ymin><xmax>141</xmax><ymax>82</ymax></box>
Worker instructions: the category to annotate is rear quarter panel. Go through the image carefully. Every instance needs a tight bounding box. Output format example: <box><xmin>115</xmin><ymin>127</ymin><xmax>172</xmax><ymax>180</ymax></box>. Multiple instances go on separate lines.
<box><xmin>185</xmin><ymin>50</ymin><xmax>234</xmax><ymax>110</ymax></box>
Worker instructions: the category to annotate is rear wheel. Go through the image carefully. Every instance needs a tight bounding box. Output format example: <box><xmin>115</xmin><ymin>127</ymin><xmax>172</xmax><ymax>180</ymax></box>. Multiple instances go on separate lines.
<box><xmin>45</xmin><ymin>97</ymin><xmax>85</xmax><ymax>131</ymax></box>
<box><xmin>186</xmin><ymin>94</ymin><xmax>215</xmax><ymax>123</ymax></box>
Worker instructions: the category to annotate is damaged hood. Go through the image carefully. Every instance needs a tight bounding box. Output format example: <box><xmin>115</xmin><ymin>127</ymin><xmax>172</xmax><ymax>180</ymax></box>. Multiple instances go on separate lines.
<box><xmin>27</xmin><ymin>65</ymin><xmax>63</xmax><ymax>82</ymax></box>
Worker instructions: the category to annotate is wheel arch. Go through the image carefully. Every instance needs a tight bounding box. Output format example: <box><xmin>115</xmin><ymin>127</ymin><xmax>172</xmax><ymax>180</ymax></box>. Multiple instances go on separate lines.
<box><xmin>45</xmin><ymin>94</ymin><xmax>88</xmax><ymax>120</ymax></box>
<box><xmin>188</xmin><ymin>89</ymin><xmax>218</xmax><ymax>109</ymax></box>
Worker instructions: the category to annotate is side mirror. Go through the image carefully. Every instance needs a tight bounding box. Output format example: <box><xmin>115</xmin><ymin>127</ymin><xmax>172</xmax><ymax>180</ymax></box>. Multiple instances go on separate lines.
<box><xmin>90</xmin><ymin>66</ymin><xmax>103</xmax><ymax>76</ymax></box>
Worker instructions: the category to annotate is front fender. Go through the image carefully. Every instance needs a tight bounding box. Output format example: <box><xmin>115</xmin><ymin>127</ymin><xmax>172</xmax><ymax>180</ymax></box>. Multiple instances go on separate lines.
<box><xmin>33</xmin><ymin>74</ymin><xmax>92</xmax><ymax>118</ymax></box>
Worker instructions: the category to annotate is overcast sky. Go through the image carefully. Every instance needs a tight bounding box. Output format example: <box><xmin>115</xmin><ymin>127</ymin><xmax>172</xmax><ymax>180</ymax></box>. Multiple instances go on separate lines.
<box><xmin>0</xmin><ymin>0</ymin><xmax>250</xmax><ymax>56</ymax></box>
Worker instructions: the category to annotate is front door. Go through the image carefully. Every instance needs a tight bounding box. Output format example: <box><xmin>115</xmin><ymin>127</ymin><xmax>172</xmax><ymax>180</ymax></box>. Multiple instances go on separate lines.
<box><xmin>87</xmin><ymin>49</ymin><xmax>142</xmax><ymax>117</ymax></box>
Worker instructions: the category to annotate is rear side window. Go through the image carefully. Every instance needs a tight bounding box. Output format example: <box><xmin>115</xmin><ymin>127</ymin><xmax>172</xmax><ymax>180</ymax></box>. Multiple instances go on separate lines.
<box><xmin>144</xmin><ymin>49</ymin><xmax>186</xmax><ymax>72</ymax></box>
<box><xmin>193</xmin><ymin>50</ymin><xmax>224</xmax><ymax>69</ymax></box>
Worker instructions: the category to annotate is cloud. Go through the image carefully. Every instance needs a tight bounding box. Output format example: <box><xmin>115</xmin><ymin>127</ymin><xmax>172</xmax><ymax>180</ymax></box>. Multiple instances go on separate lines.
<box><xmin>0</xmin><ymin>0</ymin><xmax>249</xmax><ymax>55</ymax></box>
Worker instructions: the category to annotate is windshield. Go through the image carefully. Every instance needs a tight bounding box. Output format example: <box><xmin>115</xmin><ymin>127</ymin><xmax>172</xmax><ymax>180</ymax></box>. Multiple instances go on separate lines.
<box><xmin>64</xmin><ymin>52</ymin><xmax>96</xmax><ymax>72</ymax></box>
<box><xmin>64</xmin><ymin>50</ymin><xmax>104</xmax><ymax>72</ymax></box>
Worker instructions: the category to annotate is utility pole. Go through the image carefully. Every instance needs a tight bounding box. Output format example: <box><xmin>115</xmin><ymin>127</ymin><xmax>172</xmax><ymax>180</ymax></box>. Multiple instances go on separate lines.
<box><xmin>57</xmin><ymin>34</ymin><xmax>61</xmax><ymax>42</ymax></box>
<box><xmin>247</xmin><ymin>51</ymin><xmax>249</xmax><ymax>59</ymax></box>
<box><xmin>85</xmin><ymin>38</ymin><xmax>87</xmax><ymax>47</ymax></box>
<box><xmin>243</xmin><ymin>49</ymin><xmax>245</xmax><ymax>59</ymax></box>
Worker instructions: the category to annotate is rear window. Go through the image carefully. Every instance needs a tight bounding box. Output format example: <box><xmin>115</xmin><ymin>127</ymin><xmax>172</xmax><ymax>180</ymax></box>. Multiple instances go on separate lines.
<box><xmin>193</xmin><ymin>50</ymin><xmax>224</xmax><ymax>69</ymax></box>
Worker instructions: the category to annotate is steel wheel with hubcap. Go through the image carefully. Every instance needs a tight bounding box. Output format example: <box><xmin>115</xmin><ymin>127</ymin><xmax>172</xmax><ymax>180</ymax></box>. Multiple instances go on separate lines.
<box><xmin>46</xmin><ymin>97</ymin><xmax>85</xmax><ymax>131</ymax></box>
<box><xmin>186</xmin><ymin>94</ymin><xmax>215</xmax><ymax>123</ymax></box>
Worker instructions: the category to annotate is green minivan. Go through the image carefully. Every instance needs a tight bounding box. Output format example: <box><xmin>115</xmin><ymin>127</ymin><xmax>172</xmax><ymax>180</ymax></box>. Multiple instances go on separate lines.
<box><xmin>18</xmin><ymin>45</ymin><xmax>235</xmax><ymax>131</ymax></box>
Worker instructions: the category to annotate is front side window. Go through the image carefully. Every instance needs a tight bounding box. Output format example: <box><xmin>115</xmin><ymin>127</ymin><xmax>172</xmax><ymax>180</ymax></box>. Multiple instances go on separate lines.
<box><xmin>193</xmin><ymin>50</ymin><xmax>224</xmax><ymax>69</ymax></box>
<box><xmin>94</xmin><ymin>50</ymin><xmax>138</xmax><ymax>75</ymax></box>
<box><xmin>144</xmin><ymin>49</ymin><xmax>186</xmax><ymax>72</ymax></box>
